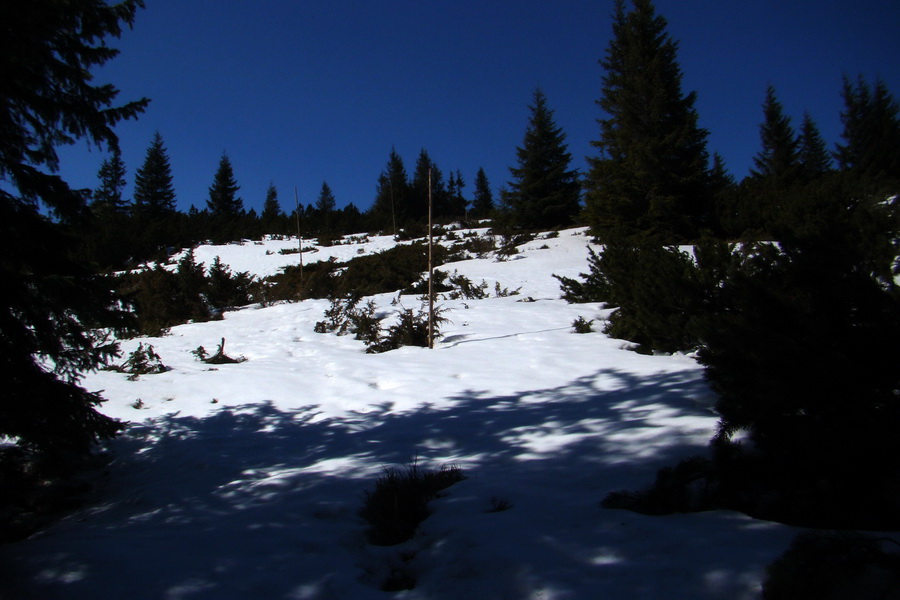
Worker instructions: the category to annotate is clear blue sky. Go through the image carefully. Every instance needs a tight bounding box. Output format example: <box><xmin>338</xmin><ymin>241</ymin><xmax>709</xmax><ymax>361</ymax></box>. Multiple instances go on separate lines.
<box><xmin>56</xmin><ymin>0</ymin><xmax>900</xmax><ymax>215</ymax></box>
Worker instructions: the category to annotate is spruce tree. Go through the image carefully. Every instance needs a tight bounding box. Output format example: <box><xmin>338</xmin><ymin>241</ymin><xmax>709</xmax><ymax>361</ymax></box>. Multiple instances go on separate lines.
<box><xmin>585</xmin><ymin>0</ymin><xmax>711</xmax><ymax>242</ymax></box>
<box><xmin>505</xmin><ymin>88</ymin><xmax>580</xmax><ymax>230</ymax></box>
<box><xmin>261</xmin><ymin>183</ymin><xmax>283</xmax><ymax>225</ymax></box>
<box><xmin>206</xmin><ymin>152</ymin><xmax>243</xmax><ymax>217</ymax></box>
<box><xmin>370</xmin><ymin>148</ymin><xmax>411</xmax><ymax>233</ymax></box>
<box><xmin>0</xmin><ymin>0</ymin><xmax>148</xmax><ymax>455</ymax></box>
<box><xmin>316</xmin><ymin>181</ymin><xmax>336</xmax><ymax>214</ymax></box>
<box><xmin>835</xmin><ymin>76</ymin><xmax>900</xmax><ymax>183</ymax></box>
<box><xmin>797</xmin><ymin>112</ymin><xmax>832</xmax><ymax>179</ymax></box>
<box><xmin>133</xmin><ymin>131</ymin><xmax>176</xmax><ymax>218</ymax></box>
<box><xmin>750</xmin><ymin>86</ymin><xmax>801</xmax><ymax>185</ymax></box>
<box><xmin>472</xmin><ymin>167</ymin><xmax>495</xmax><ymax>219</ymax></box>
<box><xmin>316</xmin><ymin>181</ymin><xmax>336</xmax><ymax>234</ymax></box>
<box><xmin>411</xmin><ymin>148</ymin><xmax>447</xmax><ymax>221</ymax></box>
<box><xmin>92</xmin><ymin>147</ymin><xmax>129</xmax><ymax>216</ymax></box>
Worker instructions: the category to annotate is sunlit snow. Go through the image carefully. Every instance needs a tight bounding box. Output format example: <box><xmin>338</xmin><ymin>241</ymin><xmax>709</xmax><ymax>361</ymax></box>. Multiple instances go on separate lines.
<box><xmin>1</xmin><ymin>227</ymin><xmax>798</xmax><ymax>599</ymax></box>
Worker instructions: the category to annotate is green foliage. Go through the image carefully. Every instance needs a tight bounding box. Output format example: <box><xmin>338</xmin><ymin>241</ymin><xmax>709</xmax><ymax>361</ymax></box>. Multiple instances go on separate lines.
<box><xmin>696</xmin><ymin>200</ymin><xmax>900</xmax><ymax>525</ymax></box>
<box><xmin>555</xmin><ymin>247</ymin><xmax>609</xmax><ymax>303</ymax></box>
<box><xmin>361</xmin><ymin>461</ymin><xmax>465</xmax><ymax>546</ymax></box>
<box><xmin>471</xmin><ymin>167</ymin><xmax>495</xmax><ymax>219</ymax></box>
<box><xmin>562</xmin><ymin>239</ymin><xmax>720</xmax><ymax>353</ymax></box>
<box><xmin>447</xmin><ymin>271</ymin><xmax>489</xmax><ymax>300</ymax></box>
<box><xmin>585</xmin><ymin>0</ymin><xmax>712</xmax><ymax>243</ymax></box>
<box><xmin>207</xmin><ymin>154</ymin><xmax>241</xmax><ymax>214</ymax></box>
<box><xmin>314</xmin><ymin>295</ymin><xmax>381</xmax><ymax>346</ymax></box>
<box><xmin>117</xmin><ymin>253</ymin><xmax>258</xmax><ymax>335</ymax></box>
<box><xmin>750</xmin><ymin>86</ymin><xmax>801</xmax><ymax>185</ymax></box>
<box><xmin>133</xmin><ymin>132</ymin><xmax>177</xmax><ymax>219</ymax></box>
<box><xmin>267</xmin><ymin>241</ymin><xmax>449</xmax><ymax>301</ymax></box>
<box><xmin>0</xmin><ymin>0</ymin><xmax>148</xmax><ymax>457</ymax></box>
<box><xmin>572</xmin><ymin>316</ymin><xmax>594</xmax><ymax>333</ymax></box>
<box><xmin>103</xmin><ymin>343</ymin><xmax>168</xmax><ymax>380</ymax></box>
<box><xmin>835</xmin><ymin>76</ymin><xmax>900</xmax><ymax>182</ymax></box>
<box><xmin>366</xmin><ymin>305</ymin><xmax>449</xmax><ymax>354</ymax></box>
<box><xmin>503</xmin><ymin>88</ymin><xmax>581</xmax><ymax>230</ymax></box>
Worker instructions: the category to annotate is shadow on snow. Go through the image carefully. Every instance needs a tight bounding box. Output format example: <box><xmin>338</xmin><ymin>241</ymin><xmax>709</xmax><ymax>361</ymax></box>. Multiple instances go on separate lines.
<box><xmin>2</xmin><ymin>368</ymin><xmax>793</xmax><ymax>600</ymax></box>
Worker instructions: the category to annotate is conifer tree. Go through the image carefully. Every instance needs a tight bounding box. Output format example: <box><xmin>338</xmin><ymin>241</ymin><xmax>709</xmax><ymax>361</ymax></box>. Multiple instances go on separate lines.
<box><xmin>472</xmin><ymin>167</ymin><xmax>495</xmax><ymax>219</ymax></box>
<box><xmin>445</xmin><ymin>169</ymin><xmax>468</xmax><ymax>219</ymax></box>
<box><xmin>261</xmin><ymin>183</ymin><xmax>282</xmax><ymax>222</ymax></box>
<box><xmin>750</xmin><ymin>86</ymin><xmax>801</xmax><ymax>185</ymax></box>
<box><xmin>316</xmin><ymin>181</ymin><xmax>337</xmax><ymax>234</ymax></box>
<box><xmin>505</xmin><ymin>88</ymin><xmax>580</xmax><ymax>230</ymax></box>
<box><xmin>371</xmin><ymin>148</ymin><xmax>411</xmax><ymax>233</ymax></box>
<box><xmin>0</xmin><ymin>0</ymin><xmax>148</xmax><ymax>455</ymax></box>
<box><xmin>797</xmin><ymin>112</ymin><xmax>832</xmax><ymax>179</ymax></box>
<box><xmin>133</xmin><ymin>131</ymin><xmax>176</xmax><ymax>218</ymax></box>
<box><xmin>585</xmin><ymin>0</ymin><xmax>711</xmax><ymax>242</ymax></box>
<box><xmin>206</xmin><ymin>152</ymin><xmax>243</xmax><ymax>217</ymax></box>
<box><xmin>411</xmin><ymin>148</ymin><xmax>447</xmax><ymax>221</ymax></box>
<box><xmin>835</xmin><ymin>76</ymin><xmax>900</xmax><ymax>182</ymax></box>
<box><xmin>316</xmin><ymin>181</ymin><xmax>336</xmax><ymax>214</ymax></box>
<box><xmin>92</xmin><ymin>147</ymin><xmax>129</xmax><ymax>215</ymax></box>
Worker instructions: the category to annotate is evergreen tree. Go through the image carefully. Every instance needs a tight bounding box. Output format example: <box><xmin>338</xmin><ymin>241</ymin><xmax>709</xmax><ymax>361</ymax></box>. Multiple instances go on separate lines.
<box><xmin>316</xmin><ymin>181</ymin><xmax>336</xmax><ymax>214</ymax></box>
<box><xmin>797</xmin><ymin>112</ymin><xmax>832</xmax><ymax>179</ymax></box>
<box><xmin>260</xmin><ymin>183</ymin><xmax>284</xmax><ymax>234</ymax></box>
<box><xmin>261</xmin><ymin>183</ymin><xmax>281</xmax><ymax>218</ymax></box>
<box><xmin>0</xmin><ymin>0</ymin><xmax>148</xmax><ymax>455</ymax></box>
<box><xmin>835</xmin><ymin>76</ymin><xmax>900</xmax><ymax>182</ymax></box>
<box><xmin>750</xmin><ymin>86</ymin><xmax>801</xmax><ymax>184</ymax></box>
<box><xmin>133</xmin><ymin>131</ymin><xmax>176</xmax><ymax>218</ymax></box>
<box><xmin>316</xmin><ymin>181</ymin><xmax>337</xmax><ymax>234</ymax></box>
<box><xmin>92</xmin><ymin>146</ymin><xmax>129</xmax><ymax>215</ymax></box>
<box><xmin>411</xmin><ymin>149</ymin><xmax>447</xmax><ymax>221</ymax></box>
<box><xmin>471</xmin><ymin>167</ymin><xmax>495</xmax><ymax>219</ymax></box>
<box><xmin>206</xmin><ymin>152</ymin><xmax>243</xmax><ymax>217</ymax></box>
<box><xmin>585</xmin><ymin>0</ymin><xmax>711</xmax><ymax>242</ymax></box>
<box><xmin>370</xmin><ymin>148</ymin><xmax>411</xmax><ymax>233</ymax></box>
<box><xmin>504</xmin><ymin>88</ymin><xmax>580</xmax><ymax>230</ymax></box>
<box><xmin>448</xmin><ymin>169</ymin><xmax>468</xmax><ymax>219</ymax></box>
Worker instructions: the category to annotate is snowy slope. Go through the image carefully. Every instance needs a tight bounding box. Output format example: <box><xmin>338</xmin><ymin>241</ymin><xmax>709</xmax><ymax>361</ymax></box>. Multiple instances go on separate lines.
<box><xmin>0</xmin><ymin>227</ymin><xmax>798</xmax><ymax>600</ymax></box>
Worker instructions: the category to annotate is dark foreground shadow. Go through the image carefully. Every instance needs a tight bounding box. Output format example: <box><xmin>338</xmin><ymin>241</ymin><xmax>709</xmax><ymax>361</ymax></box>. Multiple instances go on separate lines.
<box><xmin>0</xmin><ymin>368</ymin><xmax>794</xmax><ymax>600</ymax></box>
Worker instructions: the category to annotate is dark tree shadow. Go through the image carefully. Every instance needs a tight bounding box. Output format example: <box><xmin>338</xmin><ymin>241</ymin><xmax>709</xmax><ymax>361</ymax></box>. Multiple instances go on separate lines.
<box><xmin>0</xmin><ymin>368</ymin><xmax>795</xmax><ymax>599</ymax></box>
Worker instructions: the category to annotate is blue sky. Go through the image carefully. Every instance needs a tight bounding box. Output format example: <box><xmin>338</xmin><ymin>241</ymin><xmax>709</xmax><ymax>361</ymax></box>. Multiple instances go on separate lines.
<box><xmin>56</xmin><ymin>0</ymin><xmax>900</xmax><ymax>214</ymax></box>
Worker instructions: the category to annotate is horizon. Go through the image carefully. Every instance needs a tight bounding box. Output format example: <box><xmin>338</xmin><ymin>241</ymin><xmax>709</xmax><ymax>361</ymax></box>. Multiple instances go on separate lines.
<box><xmin>53</xmin><ymin>0</ymin><xmax>900</xmax><ymax>215</ymax></box>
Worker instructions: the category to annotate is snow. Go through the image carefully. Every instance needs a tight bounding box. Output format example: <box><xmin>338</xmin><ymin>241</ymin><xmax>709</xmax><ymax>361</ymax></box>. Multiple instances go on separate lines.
<box><xmin>0</xmin><ymin>227</ymin><xmax>798</xmax><ymax>599</ymax></box>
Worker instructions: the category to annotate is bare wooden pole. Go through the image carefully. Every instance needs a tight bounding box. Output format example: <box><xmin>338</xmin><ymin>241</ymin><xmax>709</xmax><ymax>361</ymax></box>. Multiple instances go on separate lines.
<box><xmin>427</xmin><ymin>168</ymin><xmax>434</xmax><ymax>349</ymax></box>
<box><xmin>294</xmin><ymin>186</ymin><xmax>303</xmax><ymax>286</ymax></box>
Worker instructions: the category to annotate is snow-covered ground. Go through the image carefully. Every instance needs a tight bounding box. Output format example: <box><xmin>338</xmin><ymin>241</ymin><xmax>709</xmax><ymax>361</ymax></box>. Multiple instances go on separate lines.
<box><xmin>0</xmin><ymin>228</ymin><xmax>798</xmax><ymax>599</ymax></box>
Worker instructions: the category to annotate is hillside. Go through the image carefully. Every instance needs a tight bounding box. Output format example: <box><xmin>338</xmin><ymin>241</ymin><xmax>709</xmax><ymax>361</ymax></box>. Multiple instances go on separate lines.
<box><xmin>0</xmin><ymin>227</ymin><xmax>798</xmax><ymax>599</ymax></box>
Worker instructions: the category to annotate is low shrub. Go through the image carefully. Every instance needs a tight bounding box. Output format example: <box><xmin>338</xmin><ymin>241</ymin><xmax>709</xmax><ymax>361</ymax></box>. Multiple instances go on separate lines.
<box><xmin>361</xmin><ymin>461</ymin><xmax>465</xmax><ymax>546</ymax></box>
<box><xmin>572</xmin><ymin>316</ymin><xmax>594</xmax><ymax>333</ymax></box>
<box><xmin>105</xmin><ymin>343</ymin><xmax>169</xmax><ymax>380</ymax></box>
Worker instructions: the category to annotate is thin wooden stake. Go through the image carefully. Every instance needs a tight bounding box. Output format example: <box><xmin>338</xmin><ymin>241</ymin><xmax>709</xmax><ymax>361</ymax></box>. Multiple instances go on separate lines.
<box><xmin>428</xmin><ymin>168</ymin><xmax>434</xmax><ymax>349</ymax></box>
<box><xmin>294</xmin><ymin>186</ymin><xmax>303</xmax><ymax>287</ymax></box>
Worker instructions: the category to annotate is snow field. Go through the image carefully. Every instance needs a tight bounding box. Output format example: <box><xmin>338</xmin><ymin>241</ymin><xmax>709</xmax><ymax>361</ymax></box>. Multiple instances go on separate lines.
<box><xmin>0</xmin><ymin>227</ymin><xmax>798</xmax><ymax>600</ymax></box>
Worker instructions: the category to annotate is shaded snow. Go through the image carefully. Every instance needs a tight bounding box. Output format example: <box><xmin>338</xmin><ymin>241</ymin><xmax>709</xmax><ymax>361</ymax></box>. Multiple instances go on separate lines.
<box><xmin>0</xmin><ymin>227</ymin><xmax>797</xmax><ymax>600</ymax></box>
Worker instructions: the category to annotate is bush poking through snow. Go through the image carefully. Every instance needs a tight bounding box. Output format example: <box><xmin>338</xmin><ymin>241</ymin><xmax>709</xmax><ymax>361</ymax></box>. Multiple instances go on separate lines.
<box><xmin>486</xmin><ymin>496</ymin><xmax>514</xmax><ymax>513</ymax></box>
<box><xmin>361</xmin><ymin>461</ymin><xmax>465</xmax><ymax>546</ymax></box>
<box><xmin>365</xmin><ymin>305</ymin><xmax>449</xmax><ymax>354</ymax></box>
<box><xmin>572</xmin><ymin>316</ymin><xmax>594</xmax><ymax>333</ymax></box>
<box><xmin>106</xmin><ymin>343</ymin><xmax>169</xmax><ymax>380</ymax></box>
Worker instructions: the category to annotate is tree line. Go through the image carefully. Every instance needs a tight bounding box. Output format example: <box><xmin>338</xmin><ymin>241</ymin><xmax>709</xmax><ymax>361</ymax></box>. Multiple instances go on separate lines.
<box><xmin>84</xmin><ymin>131</ymin><xmax>499</xmax><ymax>269</ymax></box>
